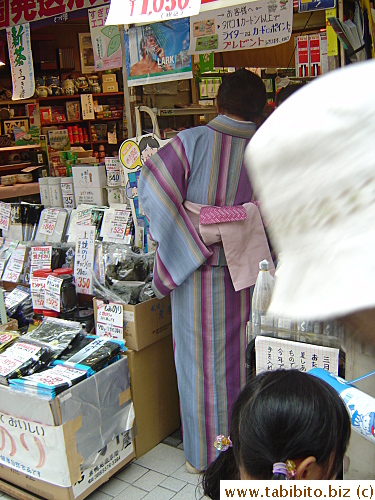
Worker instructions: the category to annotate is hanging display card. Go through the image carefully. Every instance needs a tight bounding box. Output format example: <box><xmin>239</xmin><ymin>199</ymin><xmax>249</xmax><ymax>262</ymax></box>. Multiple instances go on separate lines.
<box><xmin>88</xmin><ymin>5</ymin><xmax>122</xmax><ymax>71</ymax></box>
<box><xmin>44</xmin><ymin>275</ymin><xmax>63</xmax><ymax>312</ymax></box>
<box><xmin>100</xmin><ymin>207</ymin><xmax>131</xmax><ymax>241</ymax></box>
<box><xmin>0</xmin><ymin>202</ymin><xmax>11</xmax><ymax>232</ymax></box>
<box><xmin>2</xmin><ymin>245</ymin><xmax>26</xmax><ymax>283</ymax></box>
<box><xmin>6</xmin><ymin>23</ymin><xmax>35</xmax><ymax>100</ymax></box>
<box><xmin>96</xmin><ymin>300</ymin><xmax>124</xmax><ymax>340</ymax></box>
<box><xmin>74</xmin><ymin>225</ymin><xmax>96</xmax><ymax>295</ymax></box>
<box><xmin>31</xmin><ymin>246</ymin><xmax>52</xmax><ymax>275</ymax></box>
<box><xmin>255</xmin><ymin>336</ymin><xmax>340</xmax><ymax>375</ymax></box>
<box><xmin>39</xmin><ymin>209</ymin><xmax>59</xmax><ymax>236</ymax></box>
<box><xmin>188</xmin><ymin>0</ymin><xmax>293</xmax><ymax>54</ymax></box>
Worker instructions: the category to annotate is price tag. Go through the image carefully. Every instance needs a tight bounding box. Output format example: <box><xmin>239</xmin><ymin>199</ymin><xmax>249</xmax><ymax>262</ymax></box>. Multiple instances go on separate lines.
<box><xmin>101</xmin><ymin>207</ymin><xmax>130</xmax><ymax>241</ymax></box>
<box><xmin>39</xmin><ymin>209</ymin><xmax>59</xmax><ymax>236</ymax></box>
<box><xmin>63</xmin><ymin>194</ymin><xmax>75</xmax><ymax>209</ymax></box>
<box><xmin>76</xmin><ymin>208</ymin><xmax>92</xmax><ymax>226</ymax></box>
<box><xmin>96</xmin><ymin>300</ymin><xmax>123</xmax><ymax>340</ymax></box>
<box><xmin>31</xmin><ymin>246</ymin><xmax>52</xmax><ymax>275</ymax></box>
<box><xmin>5</xmin><ymin>288</ymin><xmax>29</xmax><ymax>310</ymax></box>
<box><xmin>106</xmin><ymin>0</ymin><xmax>200</xmax><ymax>26</ymax></box>
<box><xmin>2</xmin><ymin>245</ymin><xmax>26</xmax><ymax>283</ymax></box>
<box><xmin>0</xmin><ymin>202</ymin><xmax>11</xmax><ymax>232</ymax></box>
<box><xmin>105</xmin><ymin>158</ymin><xmax>121</xmax><ymax>187</ymax></box>
<box><xmin>30</xmin><ymin>276</ymin><xmax>47</xmax><ymax>309</ymax></box>
<box><xmin>44</xmin><ymin>275</ymin><xmax>63</xmax><ymax>312</ymax></box>
<box><xmin>74</xmin><ymin>226</ymin><xmax>96</xmax><ymax>295</ymax></box>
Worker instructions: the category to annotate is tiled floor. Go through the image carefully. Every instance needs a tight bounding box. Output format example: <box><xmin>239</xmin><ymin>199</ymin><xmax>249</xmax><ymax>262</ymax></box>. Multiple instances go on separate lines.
<box><xmin>0</xmin><ymin>431</ymin><xmax>209</xmax><ymax>500</ymax></box>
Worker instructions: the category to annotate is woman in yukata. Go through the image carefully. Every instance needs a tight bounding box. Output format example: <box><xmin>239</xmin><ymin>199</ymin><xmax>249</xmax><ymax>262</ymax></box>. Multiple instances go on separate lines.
<box><xmin>139</xmin><ymin>69</ymin><xmax>273</xmax><ymax>473</ymax></box>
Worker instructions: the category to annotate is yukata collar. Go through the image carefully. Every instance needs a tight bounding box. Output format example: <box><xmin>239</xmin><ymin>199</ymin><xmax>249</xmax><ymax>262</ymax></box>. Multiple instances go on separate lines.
<box><xmin>207</xmin><ymin>114</ymin><xmax>257</xmax><ymax>139</ymax></box>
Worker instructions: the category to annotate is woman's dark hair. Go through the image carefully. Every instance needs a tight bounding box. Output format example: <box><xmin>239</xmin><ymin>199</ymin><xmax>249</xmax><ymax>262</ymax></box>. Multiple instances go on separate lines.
<box><xmin>217</xmin><ymin>69</ymin><xmax>267</xmax><ymax>122</ymax></box>
<box><xmin>139</xmin><ymin>135</ymin><xmax>160</xmax><ymax>153</ymax></box>
<box><xmin>202</xmin><ymin>370</ymin><xmax>351</xmax><ymax>499</ymax></box>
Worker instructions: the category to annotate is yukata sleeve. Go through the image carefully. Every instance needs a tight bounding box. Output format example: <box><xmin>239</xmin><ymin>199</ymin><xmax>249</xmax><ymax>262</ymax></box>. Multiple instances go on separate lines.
<box><xmin>139</xmin><ymin>135</ymin><xmax>212</xmax><ymax>298</ymax></box>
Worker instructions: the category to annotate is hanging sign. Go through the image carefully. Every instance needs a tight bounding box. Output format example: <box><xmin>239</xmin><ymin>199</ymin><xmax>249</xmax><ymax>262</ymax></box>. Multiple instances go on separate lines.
<box><xmin>88</xmin><ymin>5</ymin><xmax>122</xmax><ymax>71</ymax></box>
<box><xmin>0</xmin><ymin>0</ymin><xmax>109</xmax><ymax>30</ymax></box>
<box><xmin>123</xmin><ymin>18</ymin><xmax>193</xmax><ymax>87</ymax></box>
<box><xmin>106</xmin><ymin>0</ymin><xmax>200</xmax><ymax>27</ymax></box>
<box><xmin>188</xmin><ymin>0</ymin><xmax>293</xmax><ymax>54</ymax></box>
<box><xmin>6</xmin><ymin>23</ymin><xmax>35</xmax><ymax>100</ymax></box>
<box><xmin>298</xmin><ymin>0</ymin><xmax>336</xmax><ymax>12</ymax></box>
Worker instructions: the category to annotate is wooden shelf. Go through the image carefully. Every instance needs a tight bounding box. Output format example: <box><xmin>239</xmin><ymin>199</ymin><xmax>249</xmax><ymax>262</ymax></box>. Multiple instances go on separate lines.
<box><xmin>37</xmin><ymin>92</ymin><xmax>124</xmax><ymax>102</ymax></box>
<box><xmin>42</xmin><ymin>117</ymin><xmax>122</xmax><ymax>125</ymax></box>
<box><xmin>0</xmin><ymin>182</ymin><xmax>39</xmax><ymax>200</ymax></box>
<box><xmin>158</xmin><ymin>107</ymin><xmax>217</xmax><ymax>117</ymax></box>
<box><xmin>92</xmin><ymin>140</ymin><xmax>122</xmax><ymax>144</ymax></box>
<box><xmin>0</xmin><ymin>144</ymin><xmax>40</xmax><ymax>152</ymax></box>
<box><xmin>0</xmin><ymin>98</ymin><xmax>36</xmax><ymax>105</ymax></box>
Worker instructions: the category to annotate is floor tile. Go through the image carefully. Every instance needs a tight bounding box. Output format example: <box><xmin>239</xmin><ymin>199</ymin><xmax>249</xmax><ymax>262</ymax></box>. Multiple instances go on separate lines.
<box><xmin>98</xmin><ymin>477</ymin><xmax>130</xmax><ymax>496</ymax></box>
<box><xmin>115</xmin><ymin>463</ymin><xmax>148</xmax><ymax>484</ymax></box>
<box><xmin>135</xmin><ymin>443</ymin><xmax>186</xmax><ymax>476</ymax></box>
<box><xmin>173</xmin><ymin>483</ymin><xmax>204</xmax><ymax>499</ymax></box>
<box><xmin>160</xmin><ymin>476</ymin><xmax>187</xmax><ymax>492</ymax></box>
<box><xmin>112</xmin><ymin>485</ymin><xmax>147</xmax><ymax>500</ymax></box>
<box><xmin>133</xmin><ymin>470</ymin><xmax>168</xmax><ymax>492</ymax></box>
<box><xmin>86</xmin><ymin>491</ymin><xmax>114</xmax><ymax>500</ymax></box>
<box><xmin>170</xmin><ymin>463</ymin><xmax>204</xmax><ymax>486</ymax></box>
<box><xmin>143</xmin><ymin>486</ymin><xmax>176</xmax><ymax>499</ymax></box>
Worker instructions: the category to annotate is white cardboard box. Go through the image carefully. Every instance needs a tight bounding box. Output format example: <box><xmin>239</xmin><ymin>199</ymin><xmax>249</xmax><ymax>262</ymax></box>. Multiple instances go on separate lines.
<box><xmin>72</xmin><ymin>165</ymin><xmax>107</xmax><ymax>188</ymax></box>
<box><xmin>74</xmin><ymin>187</ymin><xmax>108</xmax><ymax>206</ymax></box>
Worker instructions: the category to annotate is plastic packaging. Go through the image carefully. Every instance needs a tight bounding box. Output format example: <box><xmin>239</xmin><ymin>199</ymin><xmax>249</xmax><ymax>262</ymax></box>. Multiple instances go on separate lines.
<box><xmin>250</xmin><ymin>259</ymin><xmax>275</xmax><ymax>341</ymax></box>
<box><xmin>35</xmin><ymin>208</ymin><xmax>69</xmax><ymax>243</ymax></box>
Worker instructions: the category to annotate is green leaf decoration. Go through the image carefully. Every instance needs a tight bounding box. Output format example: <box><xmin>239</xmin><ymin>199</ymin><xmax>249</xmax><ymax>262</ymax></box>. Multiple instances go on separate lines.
<box><xmin>107</xmin><ymin>34</ymin><xmax>120</xmax><ymax>57</ymax></box>
<box><xmin>101</xmin><ymin>26</ymin><xmax>116</xmax><ymax>38</ymax></box>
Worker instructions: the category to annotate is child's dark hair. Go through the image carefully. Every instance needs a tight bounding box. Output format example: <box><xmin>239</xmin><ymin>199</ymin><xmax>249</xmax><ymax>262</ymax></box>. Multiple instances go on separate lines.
<box><xmin>217</xmin><ymin>69</ymin><xmax>267</xmax><ymax>122</ymax></box>
<box><xmin>202</xmin><ymin>370</ymin><xmax>351</xmax><ymax>499</ymax></box>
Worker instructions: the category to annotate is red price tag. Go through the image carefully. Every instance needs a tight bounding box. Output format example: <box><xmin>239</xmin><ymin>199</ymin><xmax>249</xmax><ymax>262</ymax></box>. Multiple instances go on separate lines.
<box><xmin>77</xmin><ymin>276</ymin><xmax>91</xmax><ymax>290</ymax></box>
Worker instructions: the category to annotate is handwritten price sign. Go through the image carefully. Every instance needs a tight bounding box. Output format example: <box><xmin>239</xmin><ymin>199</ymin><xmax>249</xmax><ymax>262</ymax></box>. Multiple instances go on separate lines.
<box><xmin>106</xmin><ymin>0</ymin><xmax>200</xmax><ymax>26</ymax></box>
<box><xmin>0</xmin><ymin>202</ymin><xmax>11</xmax><ymax>232</ymax></box>
<box><xmin>39</xmin><ymin>209</ymin><xmax>59</xmax><ymax>236</ymax></box>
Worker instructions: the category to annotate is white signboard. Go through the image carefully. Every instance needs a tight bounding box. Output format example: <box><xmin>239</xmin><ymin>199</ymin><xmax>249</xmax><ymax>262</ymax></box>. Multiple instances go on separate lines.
<box><xmin>188</xmin><ymin>0</ymin><xmax>293</xmax><ymax>54</ymax></box>
<box><xmin>6</xmin><ymin>23</ymin><xmax>35</xmax><ymax>100</ymax></box>
<box><xmin>80</xmin><ymin>94</ymin><xmax>95</xmax><ymax>120</ymax></box>
<box><xmin>74</xmin><ymin>225</ymin><xmax>96</xmax><ymax>295</ymax></box>
<box><xmin>255</xmin><ymin>336</ymin><xmax>340</xmax><ymax>375</ymax></box>
<box><xmin>106</xmin><ymin>0</ymin><xmax>200</xmax><ymax>27</ymax></box>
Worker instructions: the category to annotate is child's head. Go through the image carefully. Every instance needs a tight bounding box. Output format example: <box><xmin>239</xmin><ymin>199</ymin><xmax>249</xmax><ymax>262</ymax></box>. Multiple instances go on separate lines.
<box><xmin>203</xmin><ymin>370</ymin><xmax>351</xmax><ymax>499</ymax></box>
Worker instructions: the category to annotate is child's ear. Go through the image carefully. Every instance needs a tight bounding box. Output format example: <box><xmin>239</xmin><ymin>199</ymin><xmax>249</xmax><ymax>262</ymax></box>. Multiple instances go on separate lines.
<box><xmin>295</xmin><ymin>456</ymin><xmax>317</xmax><ymax>480</ymax></box>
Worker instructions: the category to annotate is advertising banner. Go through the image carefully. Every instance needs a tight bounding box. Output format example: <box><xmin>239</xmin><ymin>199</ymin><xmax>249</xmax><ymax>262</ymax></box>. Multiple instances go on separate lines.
<box><xmin>88</xmin><ymin>5</ymin><xmax>122</xmax><ymax>72</ymax></box>
<box><xmin>188</xmin><ymin>0</ymin><xmax>293</xmax><ymax>54</ymax></box>
<box><xmin>124</xmin><ymin>18</ymin><xmax>192</xmax><ymax>87</ymax></box>
<box><xmin>6</xmin><ymin>23</ymin><xmax>35</xmax><ymax>100</ymax></box>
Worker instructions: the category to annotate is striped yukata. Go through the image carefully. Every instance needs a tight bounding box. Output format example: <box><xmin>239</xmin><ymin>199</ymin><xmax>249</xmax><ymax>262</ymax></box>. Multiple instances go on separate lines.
<box><xmin>139</xmin><ymin>114</ymin><xmax>258</xmax><ymax>471</ymax></box>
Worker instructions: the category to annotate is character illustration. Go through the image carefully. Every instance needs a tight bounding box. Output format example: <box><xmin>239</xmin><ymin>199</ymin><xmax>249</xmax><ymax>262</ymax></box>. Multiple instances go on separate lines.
<box><xmin>348</xmin><ymin>405</ymin><xmax>375</xmax><ymax>438</ymax></box>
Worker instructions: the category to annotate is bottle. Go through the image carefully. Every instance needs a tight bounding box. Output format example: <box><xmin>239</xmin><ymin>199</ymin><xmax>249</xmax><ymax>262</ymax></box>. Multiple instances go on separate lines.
<box><xmin>250</xmin><ymin>259</ymin><xmax>275</xmax><ymax>341</ymax></box>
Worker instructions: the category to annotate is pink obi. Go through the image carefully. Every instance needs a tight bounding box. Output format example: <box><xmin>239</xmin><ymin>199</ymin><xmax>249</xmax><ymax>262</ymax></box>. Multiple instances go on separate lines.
<box><xmin>183</xmin><ymin>200</ymin><xmax>274</xmax><ymax>290</ymax></box>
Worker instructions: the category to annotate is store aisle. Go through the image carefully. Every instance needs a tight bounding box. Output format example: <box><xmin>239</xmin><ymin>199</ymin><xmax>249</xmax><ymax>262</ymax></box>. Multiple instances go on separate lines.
<box><xmin>0</xmin><ymin>431</ymin><xmax>210</xmax><ymax>500</ymax></box>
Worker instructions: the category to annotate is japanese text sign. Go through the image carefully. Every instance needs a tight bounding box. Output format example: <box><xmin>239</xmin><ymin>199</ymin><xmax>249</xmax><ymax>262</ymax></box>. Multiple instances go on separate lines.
<box><xmin>6</xmin><ymin>23</ymin><xmax>35</xmax><ymax>100</ymax></box>
<box><xmin>89</xmin><ymin>5</ymin><xmax>122</xmax><ymax>71</ymax></box>
<box><xmin>0</xmin><ymin>409</ymin><xmax>74</xmax><ymax>486</ymax></box>
<box><xmin>0</xmin><ymin>0</ymin><xmax>109</xmax><ymax>29</ymax></box>
<box><xmin>96</xmin><ymin>300</ymin><xmax>124</xmax><ymax>340</ymax></box>
<box><xmin>80</xmin><ymin>94</ymin><xmax>95</xmax><ymax>120</ymax></box>
<box><xmin>106</xmin><ymin>0</ymin><xmax>200</xmax><ymax>27</ymax></box>
<box><xmin>74</xmin><ymin>225</ymin><xmax>95</xmax><ymax>295</ymax></box>
<box><xmin>188</xmin><ymin>0</ymin><xmax>293</xmax><ymax>54</ymax></box>
<box><xmin>255</xmin><ymin>336</ymin><xmax>339</xmax><ymax>375</ymax></box>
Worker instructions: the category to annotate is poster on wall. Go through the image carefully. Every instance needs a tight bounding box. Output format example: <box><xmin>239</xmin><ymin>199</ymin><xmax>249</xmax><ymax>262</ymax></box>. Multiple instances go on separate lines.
<box><xmin>88</xmin><ymin>5</ymin><xmax>122</xmax><ymax>71</ymax></box>
<box><xmin>119</xmin><ymin>134</ymin><xmax>170</xmax><ymax>251</ymax></box>
<box><xmin>6</xmin><ymin>23</ymin><xmax>35</xmax><ymax>100</ymax></box>
<box><xmin>123</xmin><ymin>18</ymin><xmax>192</xmax><ymax>87</ymax></box>
<box><xmin>188</xmin><ymin>0</ymin><xmax>293</xmax><ymax>54</ymax></box>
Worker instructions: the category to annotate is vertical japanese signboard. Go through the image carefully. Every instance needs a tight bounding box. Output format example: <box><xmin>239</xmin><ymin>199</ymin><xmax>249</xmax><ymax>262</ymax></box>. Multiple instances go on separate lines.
<box><xmin>74</xmin><ymin>225</ymin><xmax>95</xmax><ymax>295</ymax></box>
<box><xmin>188</xmin><ymin>0</ymin><xmax>293</xmax><ymax>54</ymax></box>
<box><xmin>6</xmin><ymin>23</ymin><xmax>35</xmax><ymax>100</ymax></box>
<box><xmin>88</xmin><ymin>5</ymin><xmax>122</xmax><ymax>71</ymax></box>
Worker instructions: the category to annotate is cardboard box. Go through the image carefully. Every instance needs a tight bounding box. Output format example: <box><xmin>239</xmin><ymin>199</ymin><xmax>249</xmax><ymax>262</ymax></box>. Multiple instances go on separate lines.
<box><xmin>102</xmin><ymin>74</ymin><xmax>117</xmax><ymax>83</ymax></box>
<box><xmin>93</xmin><ymin>295</ymin><xmax>172</xmax><ymax>351</ymax></box>
<box><xmin>0</xmin><ymin>430</ymin><xmax>134</xmax><ymax>500</ymax></box>
<box><xmin>72</xmin><ymin>165</ymin><xmax>107</xmax><ymax>188</ymax></box>
<box><xmin>125</xmin><ymin>334</ymin><xmax>180</xmax><ymax>458</ymax></box>
<box><xmin>102</xmin><ymin>82</ymin><xmax>119</xmax><ymax>93</ymax></box>
<box><xmin>0</xmin><ymin>357</ymin><xmax>135</xmax><ymax>499</ymax></box>
<box><xmin>74</xmin><ymin>187</ymin><xmax>107</xmax><ymax>206</ymax></box>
